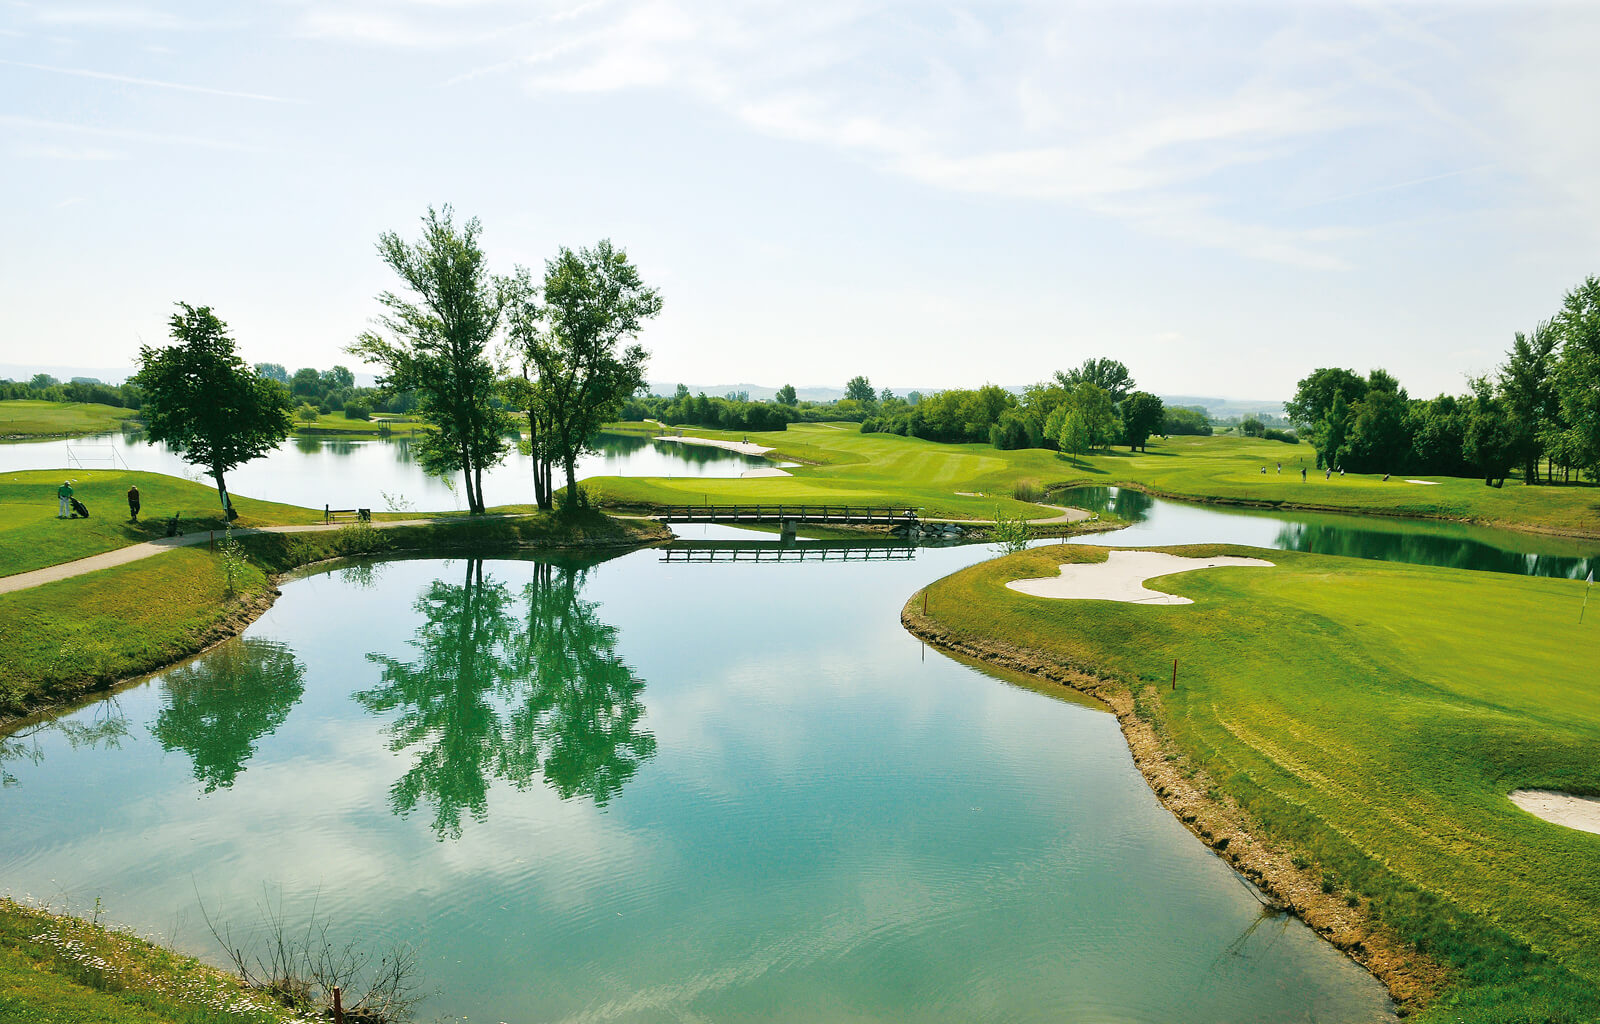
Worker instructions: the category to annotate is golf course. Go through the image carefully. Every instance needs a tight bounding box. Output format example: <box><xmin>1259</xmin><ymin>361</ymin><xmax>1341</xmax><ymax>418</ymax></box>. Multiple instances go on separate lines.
<box><xmin>904</xmin><ymin>541</ymin><xmax>1600</xmax><ymax>1020</ymax></box>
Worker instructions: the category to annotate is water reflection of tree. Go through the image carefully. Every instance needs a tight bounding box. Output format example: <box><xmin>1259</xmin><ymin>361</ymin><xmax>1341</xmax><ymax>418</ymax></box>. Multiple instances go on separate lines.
<box><xmin>1273</xmin><ymin>523</ymin><xmax>1596</xmax><ymax>579</ymax></box>
<box><xmin>1</xmin><ymin>700</ymin><xmax>131</xmax><ymax>788</ymax></box>
<box><xmin>150</xmin><ymin>639</ymin><xmax>306</xmax><ymax>793</ymax></box>
<box><xmin>356</xmin><ymin>559</ymin><xmax>654</xmax><ymax>839</ymax></box>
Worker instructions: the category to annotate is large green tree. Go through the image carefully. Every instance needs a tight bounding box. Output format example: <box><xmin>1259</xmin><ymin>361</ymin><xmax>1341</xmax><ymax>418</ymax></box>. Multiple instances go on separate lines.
<box><xmin>1055</xmin><ymin>358</ymin><xmax>1135</xmax><ymax>404</ymax></box>
<box><xmin>1498</xmin><ymin>322</ymin><xmax>1560</xmax><ymax>484</ymax></box>
<box><xmin>134</xmin><ymin>303</ymin><xmax>293</xmax><ymax>517</ymax></box>
<box><xmin>845</xmin><ymin>375</ymin><xmax>876</xmax><ymax>404</ymax></box>
<box><xmin>1549</xmin><ymin>276</ymin><xmax>1600</xmax><ymax>481</ymax></box>
<box><xmin>349</xmin><ymin>206</ymin><xmax>512</xmax><ymax>515</ymax></box>
<box><xmin>506</xmin><ymin>240</ymin><xmax>659</xmax><ymax>507</ymax></box>
<box><xmin>1120</xmin><ymin>391</ymin><xmax>1165</xmax><ymax>451</ymax></box>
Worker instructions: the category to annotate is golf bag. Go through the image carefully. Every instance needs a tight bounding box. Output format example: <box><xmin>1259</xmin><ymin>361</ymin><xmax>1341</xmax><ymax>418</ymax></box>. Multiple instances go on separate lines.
<box><xmin>69</xmin><ymin>497</ymin><xmax>89</xmax><ymax>519</ymax></box>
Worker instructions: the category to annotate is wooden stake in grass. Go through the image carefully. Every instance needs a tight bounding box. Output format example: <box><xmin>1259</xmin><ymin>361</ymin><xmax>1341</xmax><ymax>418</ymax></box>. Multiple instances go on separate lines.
<box><xmin>332</xmin><ymin>986</ymin><xmax>344</xmax><ymax>1024</ymax></box>
<box><xmin>922</xmin><ymin>590</ymin><xmax>928</xmax><ymax>615</ymax></box>
<box><xmin>1172</xmin><ymin>658</ymin><xmax>1178</xmax><ymax>691</ymax></box>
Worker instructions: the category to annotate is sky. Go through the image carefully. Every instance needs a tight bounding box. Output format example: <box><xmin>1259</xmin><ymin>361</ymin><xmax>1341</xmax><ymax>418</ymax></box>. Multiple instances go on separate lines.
<box><xmin>3</xmin><ymin>1</ymin><xmax>1598</xmax><ymax>400</ymax></box>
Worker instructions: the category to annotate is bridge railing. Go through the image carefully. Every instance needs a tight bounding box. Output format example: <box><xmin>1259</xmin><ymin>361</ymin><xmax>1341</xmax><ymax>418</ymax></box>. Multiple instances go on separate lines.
<box><xmin>657</xmin><ymin>504</ymin><xmax>918</xmax><ymax>523</ymax></box>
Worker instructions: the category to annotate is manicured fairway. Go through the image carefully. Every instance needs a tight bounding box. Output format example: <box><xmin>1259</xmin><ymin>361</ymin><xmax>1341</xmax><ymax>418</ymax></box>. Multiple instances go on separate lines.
<box><xmin>0</xmin><ymin>400</ymin><xmax>138</xmax><ymax>438</ymax></box>
<box><xmin>0</xmin><ymin>470</ymin><xmax>324</xmax><ymax>578</ymax></box>
<box><xmin>915</xmin><ymin>544</ymin><xmax>1600</xmax><ymax>1021</ymax></box>
<box><xmin>597</xmin><ymin>423</ymin><xmax>1600</xmax><ymax>537</ymax></box>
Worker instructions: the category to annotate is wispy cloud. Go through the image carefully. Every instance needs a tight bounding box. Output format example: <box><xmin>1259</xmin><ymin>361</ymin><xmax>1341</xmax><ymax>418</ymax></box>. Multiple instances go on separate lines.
<box><xmin>27</xmin><ymin>6</ymin><xmax>196</xmax><ymax>31</ymax></box>
<box><xmin>0</xmin><ymin>114</ymin><xmax>263</xmax><ymax>153</ymax></box>
<box><xmin>13</xmin><ymin>140</ymin><xmax>125</xmax><ymax>161</ymax></box>
<box><xmin>0</xmin><ymin>58</ymin><xmax>302</xmax><ymax>103</ymax></box>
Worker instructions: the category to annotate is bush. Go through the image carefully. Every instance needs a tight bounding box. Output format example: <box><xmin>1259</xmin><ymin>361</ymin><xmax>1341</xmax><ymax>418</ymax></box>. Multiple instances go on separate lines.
<box><xmin>317</xmin><ymin>403</ymin><xmax>332</xmax><ymax>415</ymax></box>
<box><xmin>1012</xmin><ymin>478</ymin><xmax>1044</xmax><ymax>502</ymax></box>
<box><xmin>344</xmin><ymin>400</ymin><xmax>372</xmax><ymax>420</ymax></box>
<box><xmin>296</xmin><ymin>405</ymin><xmax>319</xmax><ymax>423</ymax></box>
<box><xmin>1262</xmin><ymin>428</ymin><xmax>1298</xmax><ymax>444</ymax></box>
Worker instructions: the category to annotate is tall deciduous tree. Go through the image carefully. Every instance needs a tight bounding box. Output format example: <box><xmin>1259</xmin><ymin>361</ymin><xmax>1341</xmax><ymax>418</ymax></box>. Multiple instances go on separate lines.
<box><xmin>1120</xmin><ymin>391</ymin><xmax>1165</xmax><ymax>451</ymax></box>
<box><xmin>507</xmin><ymin>240</ymin><xmax>659</xmax><ymax>507</ymax></box>
<box><xmin>1055</xmin><ymin>358</ymin><xmax>1135</xmax><ymax>404</ymax></box>
<box><xmin>1550</xmin><ymin>276</ymin><xmax>1600</xmax><ymax>481</ymax></box>
<box><xmin>134</xmin><ymin>303</ymin><xmax>292</xmax><ymax>517</ymax></box>
<box><xmin>1498</xmin><ymin>322</ymin><xmax>1559</xmax><ymax>484</ymax></box>
<box><xmin>349</xmin><ymin>206</ymin><xmax>512</xmax><ymax>515</ymax></box>
<box><xmin>845</xmin><ymin>375</ymin><xmax>876</xmax><ymax>404</ymax></box>
<box><xmin>775</xmin><ymin>384</ymin><xmax>797</xmax><ymax>405</ymax></box>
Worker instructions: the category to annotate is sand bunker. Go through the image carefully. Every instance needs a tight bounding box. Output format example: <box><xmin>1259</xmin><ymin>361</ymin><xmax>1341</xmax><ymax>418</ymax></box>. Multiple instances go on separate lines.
<box><xmin>654</xmin><ymin>435</ymin><xmax>774</xmax><ymax>456</ymax></box>
<box><xmin>739</xmin><ymin>467</ymin><xmax>791</xmax><ymax>478</ymax></box>
<box><xmin>1006</xmin><ymin>550</ymin><xmax>1275</xmax><ymax>605</ymax></box>
<box><xmin>1405</xmin><ymin>479</ymin><xmax>1439</xmax><ymax>486</ymax></box>
<box><xmin>1509</xmin><ymin>790</ymin><xmax>1600</xmax><ymax>835</ymax></box>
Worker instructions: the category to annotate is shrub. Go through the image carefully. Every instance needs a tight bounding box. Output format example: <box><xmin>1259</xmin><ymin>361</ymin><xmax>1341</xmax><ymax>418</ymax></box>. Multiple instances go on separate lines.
<box><xmin>296</xmin><ymin>405</ymin><xmax>319</xmax><ymax>423</ymax></box>
<box><xmin>1011</xmin><ymin>478</ymin><xmax>1043</xmax><ymax>502</ymax></box>
<box><xmin>1262</xmin><ymin>427</ymin><xmax>1298</xmax><ymax>444</ymax></box>
<box><xmin>344</xmin><ymin>400</ymin><xmax>372</xmax><ymax>420</ymax></box>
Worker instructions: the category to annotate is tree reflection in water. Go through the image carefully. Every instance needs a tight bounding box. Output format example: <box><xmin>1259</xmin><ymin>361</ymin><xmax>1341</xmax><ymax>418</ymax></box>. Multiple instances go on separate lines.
<box><xmin>357</xmin><ymin>558</ymin><xmax>654</xmax><ymax>839</ymax></box>
<box><xmin>150</xmin><ymin>639</ymin><xmax>307</xmax><ymax>793</ymax></box>
<box><xmin>2</xmin><ymin>700</ymin><xmax>131</xmax><ymax>788</ymax></box>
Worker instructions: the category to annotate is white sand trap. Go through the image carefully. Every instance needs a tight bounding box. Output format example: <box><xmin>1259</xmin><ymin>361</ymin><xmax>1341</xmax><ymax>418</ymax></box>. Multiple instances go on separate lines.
<box><xmin>654</xmin><ymin>435</ymin><xmax>774</xmax><ymax>456</ymax></box>
<box><xmin>1510</xmin><ymin>790</ymin><xmax>1600</xmax><ymax>835</ymax></box>
<box><xmin>739</xmin><ymin>467</ymin><xmax>791</xmax><ymax>478</ymax></box>
<box><xmin>1007</xmin><ymin>550</ymin><xmax>1275</xmax><ymax>605</ymax></box>
<box><xmin>1405</xmin><ymin>479</ymin><xmax>1439</xmax><ymax>486</ymax></box>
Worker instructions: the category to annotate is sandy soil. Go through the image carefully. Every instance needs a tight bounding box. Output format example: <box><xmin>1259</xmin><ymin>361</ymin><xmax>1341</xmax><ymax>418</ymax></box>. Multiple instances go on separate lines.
<box><xmin>1006</xmin><ymin>549</ymin><xmax>1274</xmax><ymax>604</ymax></box>
<box><xmin>1405</xmin><ymin>479</ymin><xmax>1440</xmax><ymax>486</ymax></box>
<box><xmin>1509</xmin><ymin>789</ymin><xmax>1600</xmax><ymax>835</ymax></box>
<box><xmin>653</xmin><ymin>435</ymin><xmax>774</xmax><ymax>456</ymax></box>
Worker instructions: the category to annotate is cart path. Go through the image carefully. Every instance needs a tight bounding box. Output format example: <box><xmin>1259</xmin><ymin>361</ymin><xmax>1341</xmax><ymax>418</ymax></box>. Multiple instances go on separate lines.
<box><xmin>0</xmin><ymin>519</ymin><xmax>437</xmax><ymax>596</ymax></box>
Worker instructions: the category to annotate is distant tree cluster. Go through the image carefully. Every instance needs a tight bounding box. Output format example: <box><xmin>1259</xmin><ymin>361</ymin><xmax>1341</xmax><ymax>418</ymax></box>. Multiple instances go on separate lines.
<box><xmin>0</xmin><ymin>374</ymin><xmax>142</xmax><ymax>409</ymax></box>
<box><xmin>1287</xmin><ymin>276</ymin><xmax>1600</xmax><ymax>486</ymax></box>
<box><xmin>251</xmin><ymin>361</ymin><xmax>408</xmax><ymax>421</ymax></box>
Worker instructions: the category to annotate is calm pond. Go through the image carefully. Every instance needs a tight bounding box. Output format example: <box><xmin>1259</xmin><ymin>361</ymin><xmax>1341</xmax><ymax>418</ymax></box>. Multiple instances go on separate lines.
<box><xmin>0</xmin><ymin>535</ymin><xmax>1396</xmax><ymax>1023</ymax></box>
<box><xmin>1059</xmin><ymin>486</ymin><xmax>1599</xmax><ymax>580</ymax></box>
<box><xmin>0</xmin><ymin>430</ymin><xmax>781</xmax><ymax>511</ymax></box>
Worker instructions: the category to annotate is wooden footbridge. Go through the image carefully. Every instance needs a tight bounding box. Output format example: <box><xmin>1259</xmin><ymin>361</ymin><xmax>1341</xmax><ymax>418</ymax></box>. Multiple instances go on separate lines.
<box><xmin>655</xmin><ymin>504</ymin><xmax>918</xmax><ymax>527</ymax></box>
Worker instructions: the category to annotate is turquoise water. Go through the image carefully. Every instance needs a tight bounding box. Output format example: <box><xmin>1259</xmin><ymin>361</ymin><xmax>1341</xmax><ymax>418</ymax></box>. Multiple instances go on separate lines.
<box><xmin>0</xmin><ymin>538</ymin><xmax>1394</xmax><ymax>1023</ymax></box>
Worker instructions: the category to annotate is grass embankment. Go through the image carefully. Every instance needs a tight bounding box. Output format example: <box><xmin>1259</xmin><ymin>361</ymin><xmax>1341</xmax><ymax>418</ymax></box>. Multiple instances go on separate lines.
<box><xmin>597</xmin><ymin>424</ymin><xmax>1600</xmax><ymax>538</ymax></box>
<box><xmin>0</xmin><ymin>471</ymin><xmax>326</xmax><ymax>578</ymax></box>
<box><xmin>0</xmin><ymin>510</ymin><xmax>667</xmax><ymax>719</ymax></box>
<box><xmin>288</xmin><ymin>411</ymin><xmax>428</xmax><ymax>437</ymax></box>
<box><xmin>0</xmin><ymin>897</ymin><xmax>295</xmax><ymax>1024</ymax></box>
<box><xmin>908</xmin><ymin>544</ymin><xmax>1600</xmax><ymax>1021</ymax></box>
<box><xmin>0</xmin><ymin>400</ymin><xmax>139</xmax><ymax>439</ymax></box>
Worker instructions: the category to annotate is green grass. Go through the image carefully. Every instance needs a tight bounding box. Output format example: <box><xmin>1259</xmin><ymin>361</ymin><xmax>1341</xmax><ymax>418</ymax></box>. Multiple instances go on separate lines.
<box><xmin>593</xmin><ymin>423</ymin><xmax>1060</xmax><ymax>520</ymax></box>
<box><xmin>0</xmin><ymin>897</ymin><xmax>293</xmax><ymax>1024</ymax></box>
<box><xmin>288</xmin><ymin>411</ymin><xmax>428</xmax><ymax>437</ymax></box>
<box><xmin>0</xmin><ymin>400</ymin><xmax>138</xmax><ymax>439</ymax></box>
<box><xmin>0</xmin><ymin>547</ymin><xmax>272</xmax><ymax>716</ymax></box>
<box><xmin>596</xmin><ymin>424</ymin><xmax>1600</xmax><ymax>537</ymax></box>
<box><xmin>0</xmin><ymin>471</ymin><xmax>325</xmax><ymax>578</ymax></box>
<box><xmin>915</xmin><ymin>544</ymin><xmax>1600</xmax><ymax>1020</ymax></box>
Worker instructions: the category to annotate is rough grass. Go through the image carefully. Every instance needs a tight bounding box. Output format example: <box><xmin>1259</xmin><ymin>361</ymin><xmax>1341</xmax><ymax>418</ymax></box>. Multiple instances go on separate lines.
<box><xmin>0</xmin><ymin>400</ymin><xmax>138</xmax><ymax>439</ymax></box>
<box><xmin>599</xmin><ymin>423</ymin><xmax>1600</xmax><ymax>537</ymax></box>
<box><xmin>0</xmin><ymin>470</ymin><xmax>324</xmax><ymax>578</ymax></box>
<box><xmin>0</xmin><ymin>548</ymin><xmax>272</xmax><ymax>716</ymax></box>
<box><xmin>0</xmin><ymin>897</ymin><xmax>294</xmax><ymax>1024</ymax></box>
<box><xmin>916</xmin><ymin>544</ymin><xmax>1600</xmax><ymax>1021</ymax></box>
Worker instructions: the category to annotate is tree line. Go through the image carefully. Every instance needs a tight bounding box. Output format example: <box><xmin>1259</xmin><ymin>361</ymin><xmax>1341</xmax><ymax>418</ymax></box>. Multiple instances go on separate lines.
<box><xmin>0</xmin><ymin>374</ymin><xmax>142</xmax><ymax>409</ymax></box>
<box><xmin>130</xmin><ymin>206</ymin><xmax>659</xmax><ymax>516</ymax></box>
<box><xmin>1287</xmin><ymin>276</ymin><xmax>1600</xmax><ymax>486</ymax></box>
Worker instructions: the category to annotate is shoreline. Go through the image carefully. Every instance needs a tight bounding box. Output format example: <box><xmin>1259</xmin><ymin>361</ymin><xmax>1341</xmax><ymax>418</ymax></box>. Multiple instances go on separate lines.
<box><xmin>1068</xmin><ymin>478</ymin><xmax>1600</xmax><ymax>542</ymax></box>
<box><xmin>0</xmin><ymin>520</ymin><xmax>670</xmax><ymax>731</ymax></box>
<box><xmin>899</xmin><ymin>598</ymin><xmax>1447</xmax><ymax>1017</ymax></box>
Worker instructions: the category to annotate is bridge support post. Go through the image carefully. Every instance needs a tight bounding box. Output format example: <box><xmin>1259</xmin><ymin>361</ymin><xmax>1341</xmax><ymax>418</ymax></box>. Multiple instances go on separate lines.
<box><xmin>781</xmin><ymin>518</ymin><xmax>797</xmax><ymax>543</ymax></box>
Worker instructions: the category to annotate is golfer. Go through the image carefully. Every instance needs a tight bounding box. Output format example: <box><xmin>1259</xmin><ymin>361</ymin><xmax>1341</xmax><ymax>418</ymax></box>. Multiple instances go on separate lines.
<box><xmin>127</xmin><ymin>484</ymin><xmax>141</xmax><ymax>522</ymax></box>
<box><xmin>57</xmin><ymin>481</ymin><xmax>73</xmax><ymax>519</ymax></box>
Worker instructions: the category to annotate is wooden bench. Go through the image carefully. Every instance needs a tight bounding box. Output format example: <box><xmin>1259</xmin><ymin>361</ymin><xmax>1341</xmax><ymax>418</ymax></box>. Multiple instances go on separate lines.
<box><xmin>324</xmin><ymin>505</ymin><xmax>372</xmax><ymax>523</ymax></box>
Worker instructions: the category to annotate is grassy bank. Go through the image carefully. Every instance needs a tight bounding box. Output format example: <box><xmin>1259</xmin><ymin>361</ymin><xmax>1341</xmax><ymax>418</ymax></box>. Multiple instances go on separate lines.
<box><xmin>0</xmin><ymin>399</ymin><xmax>139</xmax><ymax>439</ymax></box>
<box><xmin>0</xmin><ymin>897</ymin><xmax>294</xmax><ymax>1024</ymax></box>
<box><xmin>0</xmin><ymin>511</ymin><xmax>667</xmax><ymax>718</ymax></box>
<box><xmin>594</xmin><ymin>423</ymin><xmax>1600</xmax><ymax>537</ymax></box>
<box><xmin>908</xmin><ymin>544</ymin><xmax>1600</xmax><ymax>1021</ymax></box>
<box><xmin>287</xmin><ymin>411</ymin><xmax>428</xmax><ymax>437</ymax></box>
<box><xmin>0</xmin><ymin>470</ymin><xmax>328</xmax><ymax>578</ymax></box>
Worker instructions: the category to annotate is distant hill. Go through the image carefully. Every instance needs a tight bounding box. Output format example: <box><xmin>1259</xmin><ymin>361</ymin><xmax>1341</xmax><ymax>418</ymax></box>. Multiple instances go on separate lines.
<box><xmin>1158</xmin><ymin>395</ymin><xmax>1289</xmax><ymax>421</ymax></box>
